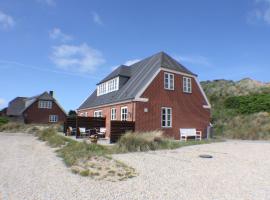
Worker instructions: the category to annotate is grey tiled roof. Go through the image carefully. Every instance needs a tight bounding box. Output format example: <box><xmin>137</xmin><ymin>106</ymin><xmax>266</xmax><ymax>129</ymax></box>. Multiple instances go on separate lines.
<box><xmin>7</xmin><ymin>92</ymin><xmax>55</xmax><ymax>116</ymax></box>
<box><xmin>78</xmin><ymin>51</ymin><xmax>196</xmax><ymax>110</ymax></box>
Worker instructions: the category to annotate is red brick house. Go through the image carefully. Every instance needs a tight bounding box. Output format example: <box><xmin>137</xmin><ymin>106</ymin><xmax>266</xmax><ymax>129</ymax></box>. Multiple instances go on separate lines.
<box><xmin>7</xmin><ymin>91</ymin><xmax>67</xmax><ymax>124</ymax></box>
<box><xmin>77</xmin><ymin>52</ymin><xmax>211</xmax><ymax>139</ymax></box>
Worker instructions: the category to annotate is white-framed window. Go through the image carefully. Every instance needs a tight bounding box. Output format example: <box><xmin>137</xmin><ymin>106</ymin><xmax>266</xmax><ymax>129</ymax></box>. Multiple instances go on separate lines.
<box><xmin>97</xmin><ymin>77</ymin><xmax>119</xmax><ymax>96</ymax></box>
<box><xmin>94</xmin><ymin>110</ymin><xmax>103</xmax><ymax>117</ymax></box>
<box><xmin>183</xmin><ymin>77</ymin><xmax>192</xmax><ymax>93</ymax></box>
<box><xmin>121</xmin><ymin>107</ymin><xmax>128</xmax><ymax>121</ymax></box>
<box><xmin>49</xmin><ymin>115</ymin><xmax>58</xmax><ymax>123</ymax></box>
<box><xmin>164</xmin><ymin>72</ymin><xmax>174</xmax><ymax>90</ymax></box>
<box><xmin>111</xmin><ymin>108</ymin><xmax>116</xmax><ymax>120</ymax></box>
<box><xmin>38</xmin><ymin>100</ymin><xmax>52</xmax><ymax>109</ymax></box>
<box><xmin>161</xmin><ymin>107</ymin><xmax>172</xmax><ymax>128</ymax></box>
<box><xmin>85</xmin><ymin>112</ymin><xmax>88</xmax><ymax>117</ymax></box>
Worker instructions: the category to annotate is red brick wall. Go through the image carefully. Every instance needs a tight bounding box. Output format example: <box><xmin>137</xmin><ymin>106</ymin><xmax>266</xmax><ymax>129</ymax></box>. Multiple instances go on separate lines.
<box><xmin>135</xmin><ymin>70</ymin><xmax>211</xmax><ymax>139</ymax></box>
<box><xmin>23</xmin><ymin>101</ymin><xmax>66</xmax><ymax>124</ymax></box>
<box><xmin>78</xmin><ymin>102</ymin><xmax>136</xmax><ymax>138</ymax></box>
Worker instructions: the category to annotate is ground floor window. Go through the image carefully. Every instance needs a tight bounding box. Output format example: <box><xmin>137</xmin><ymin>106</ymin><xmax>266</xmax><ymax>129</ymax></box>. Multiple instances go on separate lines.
<box><xmin>94</xmin><ymin>110</ymin><xmax>102</xmax><ymax>117</ymax></box>
<box><xmin>49</xmin><ymin>115</ymin><xmax>58</xmax><ymax>123</ymax></box>
<box><xmin>121</xmin><ymin>107</ymin><xmax>128</xmax><ymax>121</ymax></box>
<box><xmin>161</xmin><ymin>107</ymin><xmax>172</xmax><ymax>127</ymax></box>
<box><xmin>111</xmin><ymin>108</ymin><xmax>116</xmax><ymax>120</ymax></box>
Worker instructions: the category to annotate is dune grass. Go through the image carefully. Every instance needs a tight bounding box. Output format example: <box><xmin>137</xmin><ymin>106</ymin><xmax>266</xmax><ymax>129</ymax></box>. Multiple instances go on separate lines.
<box><xmin>115</xmin><ymin>131</ymin><xmax>214</xmax><ymax>153</ymax></box>
<box><xmin>34</xmin><ymin>128</ymin><xmax>216</xmax><ymax>181</ymax></box>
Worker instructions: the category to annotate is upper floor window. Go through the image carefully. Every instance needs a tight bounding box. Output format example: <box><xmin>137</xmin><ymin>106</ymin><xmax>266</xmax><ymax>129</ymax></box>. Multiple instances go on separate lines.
<box><xmin>94</xmin><ymin>110</ymin><xmax>102</xmax><ymax>117</ymax></box>
<box><xmin>49</xmin><ymin>115</ymin><xmax>58</xmax><ymax>123</ymax></box>
<box><xmin>97</xmin><ymin>77</ymin><xmax>119</xmax><ymax>96</ymax></box>
<box><xmin>164</xmin><ymin>72</ymin><xmax>174</xmax><ymax>90</ymax></box>
<box><xmin>183</xmin><ymin>77</ymin><xmax>192</xmax><ymax>93</ymax></box>
<box><xmin>161</xmin><ymin>107</ymin><xmax>172</xmax><ymax>128</ymax></box>
<box><xmin>38</xmin><ymin>100</ymin><xmax>52</xmax><ymax>109</ymax></box>
<box><xmin>121</xmin><ymin>107</ymin><xmax>128</xmax><ymax>121</ymax></box>
<box><xmin>111</xmin><ymin>108</ymin><xmax>116</xmax><ymax>120</ymax></box>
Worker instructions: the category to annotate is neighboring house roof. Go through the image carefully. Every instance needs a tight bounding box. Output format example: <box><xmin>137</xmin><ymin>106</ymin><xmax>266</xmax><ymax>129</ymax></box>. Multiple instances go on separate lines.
<box><xmin>7</xmin><ymin>91</ymin><xmax>66</xmax><ymax>116</ymax></box>
<box><xmin>78</xmin><ymin>51</ymin><xmax>197</xmax><ymax>110</ymax></box>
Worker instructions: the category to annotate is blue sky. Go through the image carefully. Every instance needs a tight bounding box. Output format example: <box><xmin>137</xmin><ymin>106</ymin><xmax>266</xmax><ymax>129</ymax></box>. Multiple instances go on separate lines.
<box><xmin>0</xmin><ymin>0</ymin><xmax>270</xmax><ymax>110</ymax></box>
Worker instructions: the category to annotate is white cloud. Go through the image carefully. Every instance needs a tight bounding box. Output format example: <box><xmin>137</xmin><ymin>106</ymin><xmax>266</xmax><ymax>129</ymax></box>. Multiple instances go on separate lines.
<box><xmin>92</xmin><ymin>12</ymin><xmax>103</xmax><ymax>25</ymax></box>
<box><xmin>175</xmin><ymin>55</ymin><xmax>211</xmax><ymax>67</ymax></box>
<box><xmin>0</xmin><ymin>11</ymin><xmax>15</xmax><ymax>30</ymax></box>
<box><xmin>49</xmin><ymin>28</ymin><xmax>73</xmax><ymax>42</ymax></box>
<box><xmin>37</xmin><ymin>0</ymin><xmax>56</xmax><ymax>6</ymax></box>
<box><xmin>51</xmin><ymin>43</ymin><xmax>105</xmax><ymax>73</ymax></box>
<box><xmin>0</xmin><ymin>98</ymin><xmax>5</xmax><ymax>106</ymax></box>
<box><xmin>249</xmin><ymin>0</ymin><xmax>270</xmax><ymax>24</ymax></box>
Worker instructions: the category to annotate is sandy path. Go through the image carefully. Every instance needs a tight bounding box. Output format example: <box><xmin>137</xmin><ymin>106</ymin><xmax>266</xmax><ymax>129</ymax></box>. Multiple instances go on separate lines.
<box><xmin>0</xmin><ymin>132</ymin><xmax>270</xmax><ymax>200</ymax></box>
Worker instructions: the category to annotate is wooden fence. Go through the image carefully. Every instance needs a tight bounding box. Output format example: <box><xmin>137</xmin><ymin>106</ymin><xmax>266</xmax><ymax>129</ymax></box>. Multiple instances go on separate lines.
<box><xmin>110</xmin><ymin>121</ymin><xmax>135</xmax><ymax>143</ymax></box>
<box><xmin>64</xmin><ymin>116</ymin><xmax>106</xmax><ymax>136</ymax></box>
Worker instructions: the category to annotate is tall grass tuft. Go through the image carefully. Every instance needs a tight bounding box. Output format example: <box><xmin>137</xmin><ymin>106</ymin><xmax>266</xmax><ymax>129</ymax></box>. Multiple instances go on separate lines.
<box><xmin>37</xmin><ymin>128</ymin><xmax>72</xmax><ymax>148</ymax></box>
<box><xmin>223</xmin><ymin>112</ymin><xmax>270</xmax><ymax>140</ymax></box>
<box><xmin>115</xmin><ymin>131</ymin><xmax>206</xmax><ymax>153</ymax></box>
<box><xmin>57</xmin><ymin>141</ymin><xmax>109</xmax><ymax>166</ymax></box>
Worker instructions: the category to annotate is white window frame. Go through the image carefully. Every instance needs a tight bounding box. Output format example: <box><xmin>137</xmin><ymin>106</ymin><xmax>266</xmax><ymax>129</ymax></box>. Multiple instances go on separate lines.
<box><xmin>97</xmin><ymin>77</ymin><xmax>119</xmax><ymax>96</ymax></box>
<box><xmin>94</xmin><ymin>110</ymin><xmax>102</xmax><ymax>117</ymax></box>
<box><xmin>164</xmin><ymin>72</ymin><xmax>174</xmax><ymax>90</ymax></box>
<box><xmin>183</xmin><ymin>77</ymin><xmax>192</xmax><ymax>93</ymax></box>
<box><xmin>49</xmin><ymin>115</ymin><xmax>58</xmax><ymax>123</ymax></box>
<box><xmin>161</xmin><ymin>107</ymin><xmax>172</xmax><ymax>128</ymax></box>
<box><xmin>111</xmin><ymin>108</ymin><xmax>116</xmax><ymax>120</ymax></box>
<box><xmin>121</xmin><ymin>107</ymin><xmax>128</xmax><ymax>121</ymax></box>
<box><xmin>38</xmin><ymin>100</ymin><xmax>52</xmax><ymax>109</ymax></box>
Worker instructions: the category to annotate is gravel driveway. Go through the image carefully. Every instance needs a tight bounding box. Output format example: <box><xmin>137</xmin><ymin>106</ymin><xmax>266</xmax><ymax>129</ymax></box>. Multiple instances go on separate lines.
<box><xmin>0</xmin><ymin>132</ymin><xmax>270</xmax><ymax>200</ymax></box>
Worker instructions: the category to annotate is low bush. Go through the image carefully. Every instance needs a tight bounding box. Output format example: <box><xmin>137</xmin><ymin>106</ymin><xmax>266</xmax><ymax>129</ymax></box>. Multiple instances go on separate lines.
<box><xmin>0</xmin><ymin>117</ymin><xmax>9</xmax><ymax>126</ymax></box>
<box><xmin>225</xmin><ymin>93</ymin><xmax>270</xmax><ymax>114</ymax></box>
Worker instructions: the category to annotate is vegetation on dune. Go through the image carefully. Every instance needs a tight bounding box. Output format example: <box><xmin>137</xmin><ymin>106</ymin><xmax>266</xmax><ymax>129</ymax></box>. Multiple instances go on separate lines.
<box><xmin>225</xmin><ymin>93</ymin><xmax>270</xmax><ymax>114</ymax></box>
<box><xmin>35</xmin><ymin>128</ymin><xmax>216</xmax><ymax>180</ymax></box>
<box><xmin>0</xmin><ymin>117</ymin><xmax>9</xmax><ymax>126</ymax></box>
<box><xmin>201</xmin><ymin>78</ymin><xmax>270</xmax><ymax>140</ymax></box>
<box><xmin>116</xmin><ymin>131</ymin><xmax>214</xmax><ymax>153</ymax></box>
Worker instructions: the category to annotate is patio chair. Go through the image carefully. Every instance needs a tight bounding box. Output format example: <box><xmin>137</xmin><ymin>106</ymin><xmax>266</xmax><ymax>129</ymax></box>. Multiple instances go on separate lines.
<box><xmin>97</xmin><ymin>127</ymin><xmax>106</xmax><ymax>138</ymax></box>
<box><xmin>78</xmin><ymin>127</ymin><xmax>87</xmax><ymax>138</ymax></box>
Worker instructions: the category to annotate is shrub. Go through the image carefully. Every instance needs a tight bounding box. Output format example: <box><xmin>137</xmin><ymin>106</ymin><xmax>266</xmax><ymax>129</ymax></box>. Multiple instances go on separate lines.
<box><xmin>0</xmin><ymin>117</ymin><xmax>9</xmax><ymax>126</ymax></box>
<box><xmin>225</xmin><ymin>93</ymin><xmax>270</xmax><ymax>114</ymax></box>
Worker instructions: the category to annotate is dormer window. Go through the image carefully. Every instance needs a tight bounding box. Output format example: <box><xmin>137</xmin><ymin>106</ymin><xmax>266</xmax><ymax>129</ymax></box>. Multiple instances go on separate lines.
<box><xmin>97</xmin><ymin>77</ymin><xmax>119</xmax><ymax>96</ymax></box>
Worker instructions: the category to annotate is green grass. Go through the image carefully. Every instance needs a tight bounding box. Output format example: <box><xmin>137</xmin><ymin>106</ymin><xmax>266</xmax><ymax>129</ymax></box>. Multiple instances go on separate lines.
<box><xmin>36</xmin><ymin>128</ymin><xmax>73</xmax><ymax>148</ymax></box>
<box><xmin>114</xmin><ymin>131</ymin><xmax>214</xmax><ymax>153</ymax></box>
<box><xmin>56</xmin><ymin>140</ymin><xmax>109</xmax><ymax>166</ymax></box>
<box><xmin>0</xmin><ymin>117</ymin><xmax>9</xmax><ymax>126</ymax></box>
<box><xmin>34</xmin><ymin>128</ymin><xmax>218</xmax><ymax>180</ymax></box>
<box><xmin>0</xmin><ymin>122</ymin><xmax>27</xmax><ymax>132</ymax></box>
